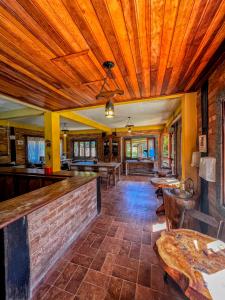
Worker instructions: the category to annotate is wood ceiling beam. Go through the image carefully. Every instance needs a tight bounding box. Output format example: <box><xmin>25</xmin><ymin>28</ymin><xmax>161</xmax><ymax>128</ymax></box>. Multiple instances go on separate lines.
<box><xmin>57</xmin><ymin>93</ymin><xmax>184</xmax><ymax>112</ymax></box>
<box><xmin>59</xmin><ymin>111</ymin><xmax>112</xmax><ymax>133</ymax></box>
<box><xmin>115</xmin><ymin>125</ymin><xmax>164</xmax><ymax>132</ymax></box>
<box><xmin>0</xmin><ymin>120</ymin><xmax>43</xmax><ymax>131</ymax></box>
<box><xmin>68</xmin><ymin>124</ymin><xmax>164</xmax><ymax>135</ymax></box>
<box><xmin>165</xmin><ymin>104</ymin><xmax>182</xmax><ymax>128</ymax></box>
<box><xmin>0</xmin><ymin>94</ymin><xmax>48</xmax><ymax>112</ymax></box>
<box><xmin>0</xmin><ymin>108</ymin><xmax>43</xmax><ymax>120</ymax></box>
<box><xmin>0</xmin><ymin>55</ymin><xmax>81</xmax><ymax>106</ymax></box>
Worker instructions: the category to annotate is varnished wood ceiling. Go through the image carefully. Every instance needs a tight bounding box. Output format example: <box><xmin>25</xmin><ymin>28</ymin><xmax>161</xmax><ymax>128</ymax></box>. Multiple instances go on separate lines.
<box><xmin>0</xmin><ymin>0</ymin><xmax>224</xmax><ymax>111</ymax></box>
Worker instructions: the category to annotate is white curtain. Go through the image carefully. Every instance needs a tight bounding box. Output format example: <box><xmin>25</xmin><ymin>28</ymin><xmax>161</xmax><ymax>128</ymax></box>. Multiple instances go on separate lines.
<box><xmin>27</xmin><ymin>136</ymin><xmax>45</xmax><ymax>164</ymax></box>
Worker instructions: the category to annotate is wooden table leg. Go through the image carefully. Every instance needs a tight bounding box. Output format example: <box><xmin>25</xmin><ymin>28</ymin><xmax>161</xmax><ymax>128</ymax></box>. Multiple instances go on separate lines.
<box><xmin>113</xmin><ymin>169</ymin><xmax>116</xmax><ymax>186</ymax></box>
<box><xmin>118</xmin><ymin>166</ymin><xmax>121</xmax><ymax>181</ymax></box>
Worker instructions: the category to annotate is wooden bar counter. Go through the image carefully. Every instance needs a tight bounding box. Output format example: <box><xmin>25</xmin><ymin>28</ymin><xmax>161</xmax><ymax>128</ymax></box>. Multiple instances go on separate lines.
<box><xmin>0</xmin><ymin>168</ymin><xmax>100</xmax><ymax>300</ymax></box>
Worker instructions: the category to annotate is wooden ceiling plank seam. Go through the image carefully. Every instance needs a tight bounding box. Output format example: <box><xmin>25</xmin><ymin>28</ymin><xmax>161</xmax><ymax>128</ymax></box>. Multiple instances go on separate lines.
<box><xmin>0</xmin><ymin>32</ymin><xmax>72</xmax><ymax>90</ymax></box>
<box><xmin>0</xmin><ymin>54</ymin><xmax>82</xmax><ymax>106</ymax></box>
<box><xmin>156</xmin><ymin>0</ymin><xmax>180</xmax><ymax>95</ymax></box>
<box><xmin>36</xmin><ymin>0</ymin><xmax>87</xmax><ymax>52</ymax></box>
<box><xmin>119</xmin><ymin>0</ymin><xmax>143</xmax><ymax>98</ymax></box>
<box><xmin>91</xmin><ymin>0</ymin><xmax>138</xmax><ymax>98</ymax></box>
<box><xmin>150</xmin><ymin>0</ymin><xmax>166</xmax><ymax>96</ymax></box>
<box><xmin>0</xmin><ymin>0</ymin><xmax>66</xmax><ymax>57</ymax></box>
<box><xmin>140</xmin><ymin>0</ymin><xmax>151</xmax><ymax>98</ymax></box>
<box><xmin>0</xmin><ymin>47</ymin><xmax>64</xmax><ymax>90</ymax></box>
<box><xmin>51</xmin><ymin>50</ymin><xmax>89</xmax><ymax>62</ymax></box>
<box><xmin>0</xmin><ymin>86</ymin><xmax>58</xmax><ymax>110</ymax></box>
<box><xmin>166</xmin><ymin>0</ymin><xmax>206</xmax><ymax>94</ymax></box>
<box><xmin>185</xmin><ymin>27</ymin><xmax>225</xmax><ymax>91</ymax></box>
<box><xmin>175</xmin><ymin>0</ymin><xmax>222</xmax><ymax>91</ymax></box>
<box><xmin>0</xmin><ymin>67</ymin><xmax>79</xmax><ymax>110</ymax></box>
<box><xmin>180</xmin><ymin>1</ymin><xmax>225</xmax><ymax>88</ymax></box>
<box><xmin>182</xmin><ymin>14</ymin><xmax>225</xmax><ymax>90</ymax></box>
<box><xmin>146</xmin><ymin>0</ymin><xmax>151</xmax><ymax>97</ymax></box>
<box><xmin>62</xmin><ymin>0</ymin><xmax>131</xmax><ymax>100</ymax></box>
<box><xmin>0</xmin><ymin>70</ymin><xmax>75</xmax><ymax>111</ymax></box>
<box><xmin>166</xmin><ymin>0</ymin><xmax>194</xmax><ymax>68</ymax></box>
<box><xmin>15</xmin><ymin>0</ymin><xmax>75</xmax><ymax>55</ymax></box>
<box><xmin>65</xmin><ymin>60</ymin><xmax>90</xmax><ymax>84</ymax></box>
<box><xmin>131</xmin><ymin>0</ymin><xmax>147</xmax><ymax>98</ymax></box>
<box><xmin>189</xmin><ymin>41</ymin><xmax>225</xmax><ymax>91</ymax></box>
<box><xmin>0</xmin><ymin>5</ymin><xmax>56</xmax><ymax>59</ymax></box>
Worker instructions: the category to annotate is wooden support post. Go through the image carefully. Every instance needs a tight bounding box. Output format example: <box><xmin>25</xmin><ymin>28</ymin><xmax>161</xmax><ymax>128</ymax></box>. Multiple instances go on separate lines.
<box><xmin>181</xmin><ymin>93</ymin><xmax>198</xmax><ymax>182</ymax></box>
<box><xmin>44</xmin><ymin>112</ymin><xmax>60</xmax><ymax>172</ymax></box>
<box><xmin>63</xmin><ymin>135</ymin><xmax>67</xmax><ymax>157</ymax></box>
<box><xmin>0</xmin><ymin>217</ymin><xmax>30</xmax><ymax>300</ymax></box>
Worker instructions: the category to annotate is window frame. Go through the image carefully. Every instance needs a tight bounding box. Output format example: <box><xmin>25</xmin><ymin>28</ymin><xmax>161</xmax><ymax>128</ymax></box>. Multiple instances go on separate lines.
<box><xmin>124</xmin><ymin>136</ymin><xmax>155</xmax><ymax>160</ymax></box>
<box><xmin>26</xmin><ymin>135</ymin><xmax>45</xmax><ymax>164</ymax></box>
<box><xmin>216</xmin><ymin>89</ymin><xmax>225</xmax><ymax>216</ymax></box>
<box><xmin>73</xmin><ymin>139</ymin><xmax>97</xmax><ymax>159</ymax></box>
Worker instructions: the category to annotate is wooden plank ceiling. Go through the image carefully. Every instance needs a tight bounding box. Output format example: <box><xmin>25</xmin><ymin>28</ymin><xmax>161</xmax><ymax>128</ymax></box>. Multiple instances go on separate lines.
<box><xmin>0</xmin><ymin>0</ymin><xmax>224</xmax><ymax>111</ymax></box>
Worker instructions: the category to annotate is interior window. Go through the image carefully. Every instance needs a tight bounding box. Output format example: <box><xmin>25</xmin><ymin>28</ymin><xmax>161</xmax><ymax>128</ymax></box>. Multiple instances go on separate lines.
<box><xmin>125</xmin><ymin>137</ymin><xmax>155</xmax><ymax>160</ymax></box>
<box><xmin>162</xmin><ymin>134</ymin><xmax>169</xmax><ymax>167</ymax></box>
<box><xmin>73</xmin><ymin>140</ymin><xmax>97</xmax><ymax>159</ymax></box>
<box><xmin>27</xmin><ymin>136</ymin><xmax>45</xmax><ymax>164</ymax></box>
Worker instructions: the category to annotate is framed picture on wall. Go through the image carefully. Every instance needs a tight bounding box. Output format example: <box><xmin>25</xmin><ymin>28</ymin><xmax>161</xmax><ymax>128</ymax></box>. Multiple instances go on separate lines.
<box><xmin>199</xmin><ymin>134</ymin><xmax>207</xmax><ymax>153</ymax></box>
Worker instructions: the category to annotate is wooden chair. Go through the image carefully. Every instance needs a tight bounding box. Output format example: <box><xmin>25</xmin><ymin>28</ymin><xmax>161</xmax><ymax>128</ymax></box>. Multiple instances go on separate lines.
<box><xmin>70</xmin><ymin>165</ymin><xmax>79</xmax><ymax>171</ymax></box>
<box><xmin>180</xmin><ymin>208</ymin><xmax>224</xmax><ymax>239</ymax></box>
<box><xmin>84</xmin><ymin>166</ymin><xmax>94</xmax><ymax>172</ymax></box>
<box><xmin>98</xmin><ymin>167</ymin><xmax>111</xmax><ymax>189</ymax></box>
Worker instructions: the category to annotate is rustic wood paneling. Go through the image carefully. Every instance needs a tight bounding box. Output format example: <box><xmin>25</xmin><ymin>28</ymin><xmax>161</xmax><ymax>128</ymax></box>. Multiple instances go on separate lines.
<box><xmin>0</xmin><ymin>0</ymin><xmax>224</xmax><ymax>110</ymax></box>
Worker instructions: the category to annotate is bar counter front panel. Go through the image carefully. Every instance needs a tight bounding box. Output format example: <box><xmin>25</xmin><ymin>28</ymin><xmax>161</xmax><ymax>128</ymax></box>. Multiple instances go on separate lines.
<box><xmin>0</xmin><ymin>168</ymin><xmax>100</xmax><ymax>299</ymax></box>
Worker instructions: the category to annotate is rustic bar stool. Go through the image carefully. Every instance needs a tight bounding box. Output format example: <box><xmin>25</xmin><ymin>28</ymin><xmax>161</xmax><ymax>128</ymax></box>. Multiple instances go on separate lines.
<box><xmin>98</xmin><ymin>167</ymin><xmax>111</xmax><ymax>189</ymax></box>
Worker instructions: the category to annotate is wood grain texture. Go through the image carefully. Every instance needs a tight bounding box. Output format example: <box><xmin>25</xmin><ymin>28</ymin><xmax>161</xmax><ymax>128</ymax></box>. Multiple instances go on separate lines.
<box><xmin>155</xmin><ymin>229</ymin><xmax>225</xmax><ymax>300</ymax></box>
<box><xmin>0</xmin><ymin>168</ymin><xmax>97</xmax><ymax>229</ymax></box>
<box><xmin>0</xmin><ymin>0</ymin><xmax>224</xmax><ymax>110</ymax></box>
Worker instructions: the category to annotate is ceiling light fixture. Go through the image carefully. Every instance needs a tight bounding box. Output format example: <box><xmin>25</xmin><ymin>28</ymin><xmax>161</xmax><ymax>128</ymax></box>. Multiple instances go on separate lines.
<box><xmin>96</xmin><ymin>61</ymin><xmax>124</xmax><ymax>118</ymax></box>
<box><xmin>105</xmin><ymin>99</ymin><xmax>114</xmax><ymax>118</ymax></box>
<box><xmin>62</xmin><ymin>123</ymin><xmax>69</xmax><ymax>137</ymax></box>
<box><xmin>125</xmin><ymin>117</ymin><xmax>134</xmax><ymax>133</ymax></box>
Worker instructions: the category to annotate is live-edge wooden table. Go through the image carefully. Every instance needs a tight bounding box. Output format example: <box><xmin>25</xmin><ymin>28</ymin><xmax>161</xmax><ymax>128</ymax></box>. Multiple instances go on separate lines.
<box><xmin>154</xmin><ymin>229</ymin><xmax>225</xmax><ymax>300</ymax></box>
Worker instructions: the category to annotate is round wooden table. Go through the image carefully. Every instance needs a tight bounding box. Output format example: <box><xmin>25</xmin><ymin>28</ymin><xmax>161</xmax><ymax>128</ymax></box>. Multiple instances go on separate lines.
<box><xmin>150</xmin><ymin>177</ymin><xmax>180</xmax><ymax>215</ymax></box>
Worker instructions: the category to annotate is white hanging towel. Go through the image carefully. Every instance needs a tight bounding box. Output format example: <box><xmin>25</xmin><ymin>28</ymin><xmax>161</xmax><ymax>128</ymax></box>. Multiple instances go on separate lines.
<box><xmin>199</xmin><ymin>157</ymin><xmax>216</xmax><ymax>182</ymax></box>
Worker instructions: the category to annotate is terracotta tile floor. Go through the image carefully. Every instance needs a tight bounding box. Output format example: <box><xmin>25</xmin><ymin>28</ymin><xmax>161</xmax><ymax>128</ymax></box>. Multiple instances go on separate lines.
<box><xmin>32</xmin><ymin>176</ymin><xmax>187</xmax><ymax>300</ymax></box>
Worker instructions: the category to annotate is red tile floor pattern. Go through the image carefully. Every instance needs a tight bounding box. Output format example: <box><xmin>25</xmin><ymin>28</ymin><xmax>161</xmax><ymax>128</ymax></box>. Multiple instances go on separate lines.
<box><xmin>32</xmin><ymin>176</ymin><xmax>187</xmax><ymax>300</ymax></box>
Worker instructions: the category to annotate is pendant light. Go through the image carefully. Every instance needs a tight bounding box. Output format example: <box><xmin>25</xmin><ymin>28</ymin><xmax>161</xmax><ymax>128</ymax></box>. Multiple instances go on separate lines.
<box><xmin>62</xmin><ymin>123</ymin><xmax>69</xmax><ymax>137</ymax></box>
<box><xmin>105</xmin><ymin>99</ymin><xmax>114</xmax><ymax>118</ymax></box>
<box><xmin>96</xmin><ymin>61</ymin><xmax>124</xmax><ymax>118</ymax></box>
<box><xmin>125</xmin><ymin>117</ymin><xmax>134</xmax><ymax>133</ymax></box>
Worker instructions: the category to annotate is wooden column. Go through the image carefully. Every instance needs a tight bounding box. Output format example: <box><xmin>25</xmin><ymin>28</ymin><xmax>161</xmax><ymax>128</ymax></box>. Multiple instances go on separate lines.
<box><xmin>44</xmin><ymin>112</ymin><xmax>60</xmax><ymax>172</ymax></box>
<box><xmin>0</xmin><ymin>217</ymin><xmax>30</xmax><ymax>300</ymax></box>
<box><xmin>181</xmin><ymin>93</ymin><xmax>198</xmax><ymax>182</ymax></box>
<box><xmin>63</xmin><ymin>134</ymin><xmax>67</xmax><ymax>156</ymax></box>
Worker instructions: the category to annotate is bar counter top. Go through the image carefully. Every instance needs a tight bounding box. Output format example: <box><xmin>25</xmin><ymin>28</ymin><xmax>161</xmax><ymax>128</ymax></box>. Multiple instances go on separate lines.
<box><xmin>0</xmin><ymin>168</ymin><xmax>97</xmax><ymax>229</ymax></box>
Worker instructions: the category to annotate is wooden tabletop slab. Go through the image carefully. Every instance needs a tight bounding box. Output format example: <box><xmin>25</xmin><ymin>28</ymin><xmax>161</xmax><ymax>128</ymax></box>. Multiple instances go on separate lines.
<box><xmin>151</xmin><ymin>177</ymin><xmax>180</xmax><ymax>188</ymax></box>
<box><xmin>155</xmin><ymin>229</ymin><xmax>225</xmax><ymax>300</ymax></box>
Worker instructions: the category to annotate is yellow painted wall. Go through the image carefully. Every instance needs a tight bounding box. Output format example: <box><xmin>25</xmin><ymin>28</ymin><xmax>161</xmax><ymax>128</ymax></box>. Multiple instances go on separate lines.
<box><xmin>44</xmin><ymin>112</ymin><xmax>60</xmax><ymax>172</ymax></box>
<box><xmin>181</xmin><ymin>93</ymin><xmax>198</xmax><ymax>182</ymax></box>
